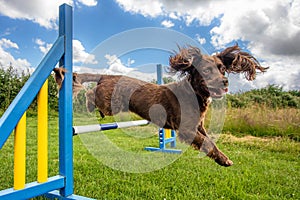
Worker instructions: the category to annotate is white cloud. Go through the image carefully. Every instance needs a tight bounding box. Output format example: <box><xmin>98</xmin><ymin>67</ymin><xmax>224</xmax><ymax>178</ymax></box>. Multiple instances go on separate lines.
<box><xmin>0</xmin><ymin>38</ymin><xmax>32</xmax><ymax>72</ymax></box>
<box><xmin>228</xmin><ymin>60</ymin><xmax>300</xmax><ymax>92</ymax></box>
<box><xmin>161</xmin><ymin>20</ymin><xmax>175</xmax><ymax>28</ymax></box>
<box><xmin>0</xmin><ymin>38</ymin><xmax>19</xmax><ymax>49</ymax></box>
<box><xmin>73</xmin><ymin>65</ymin><xmax>102</xmax><ymax>73</ymax></box>
<box><xmin>73</xmin><ymin>39</ymin><xmax>98</xmax><ymax>65</ymax></box>
<box><xmin>114</xmin><ymin>0</ymin><xmax>300</xmax><ymax>56</ymax></box>
<box><xmin>0</xmin><ymin>27</ymin><xmax>16</xmax><ymax>37</ymax></box>
<box><xmin>35</xmin><ymin>38</ymin><xmax>53</xmax><ymax>55</ymax></box>
<box><xmin>209</xmin><ymin>0</ymin><xmax>300</xmax><ymax>54</ymax></box>
<box><xmin>77</xmin><ymin>0</ymin><xmax>97</xmax><ymax>7</ymax></box>
<box><xmin>127</xmin><ymin>58</ymin><xmax>135</xmax><ymax>66</ymax></box>
<box><xmin>104</xmin><ymin>54</ymin><xmax>135</xmax><ymax>74</ymax></box>
<box><xmin>115</xmin><ymin>0</ymin><xmax>300</xmax><ymax>91</ymax></box>
<box><xmin>169</xmin><ymin>12</ymin><xmax>180</xmax><ymax>20</ymax></box>
<box><xmin>0</xmin><ymin>0</ymin><xmax>73</xmax><ymax>29</ymax></box>
<box><xmin>35</xmin><ymin>38</ymin><xmax>98</xmax><ymax>65</ymax></box>
<box><xmin>0</xmin><ymin>0</ymin><xmax>97</xmax><ymax>29</ymax></box>
<box><xmin>116</xmin><ymin>0</ymin><xmax>222</xmax><ymax>26</ymax></box>
<box><xmin>35</xmin><ymin>38</ymin><xmax>45</xmax><ymax>46</ymax></box>
<box><xmin>115</xmin><ymin>0</ymin><xmax>163</xmax><ymax>17</ymax></box>
<box><xmin>101</xmin><ymin>55</ymin><xmax>158</xmax><ymax>82</ymax></box>
<box><xmin>195</xmin><ymin>34</ymin><xmax>206</xmax><ymax>45</ymax></box>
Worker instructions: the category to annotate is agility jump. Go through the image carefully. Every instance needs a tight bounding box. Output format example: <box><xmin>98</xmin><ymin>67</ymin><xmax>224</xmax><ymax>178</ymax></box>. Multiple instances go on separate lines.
<box><xmin>0</xmin><ymin>4</ymin><xmax>95</xmax><ymax>199</ymax></box>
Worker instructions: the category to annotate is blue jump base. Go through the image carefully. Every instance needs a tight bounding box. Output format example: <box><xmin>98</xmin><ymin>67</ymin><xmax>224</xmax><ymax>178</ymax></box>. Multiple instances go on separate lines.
<box><xmin>144</xmin><ymin>147</ymin><xmax>182</xmax><ymax>154</ymax></box>
<box><xmin>145</xmin><ymin>128</ymin><xmax>182</xmax><ymax>154</ymax></box>
<box><xmin>44</xmin><ymin>190</ymin><xmax>95</xmax><ymax>200</ymax></box>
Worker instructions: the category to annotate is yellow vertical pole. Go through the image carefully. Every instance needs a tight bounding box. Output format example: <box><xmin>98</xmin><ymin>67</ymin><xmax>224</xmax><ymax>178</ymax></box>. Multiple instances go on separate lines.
<box><xmin>165</xmin><ymin>129</ymin><xmax>171</xmax><ymax>139</ymax></box>
<box><xmin>37</xmin><ymin>80</ymin><xmax>48</xmax><ymax>183</ymax></box>
<box><xmin>14</xmin><ymin>112</ymin><xmax>26</xmax><ymax>190</ymax></box>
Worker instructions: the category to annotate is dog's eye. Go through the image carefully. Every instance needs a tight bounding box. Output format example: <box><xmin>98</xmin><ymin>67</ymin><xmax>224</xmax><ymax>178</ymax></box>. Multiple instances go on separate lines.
<box><xmin>218</xmin><ymin>65</ymin><xmax>226</xmax><ymax>74</ymax></box>
<box><xmin>203</xmin><ymin>69</ymin><xmax>210</xmax><ymax>74</ymax></box>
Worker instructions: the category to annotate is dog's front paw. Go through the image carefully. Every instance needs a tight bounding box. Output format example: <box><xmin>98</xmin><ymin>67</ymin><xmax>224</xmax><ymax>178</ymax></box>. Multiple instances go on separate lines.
<box><xmin>216</xmin><ymin>157</ymin><xmax>233</xmax><ymax>167</ymax></box>
<box><xmin>206</xmin><ymin>146</ymin><xmax>233</xmax><ymax>167</ymax></box>
<box><xmin>214</xmin><ymin>150</ymin><xmax>233</xmax><ymax>167</ymax></box>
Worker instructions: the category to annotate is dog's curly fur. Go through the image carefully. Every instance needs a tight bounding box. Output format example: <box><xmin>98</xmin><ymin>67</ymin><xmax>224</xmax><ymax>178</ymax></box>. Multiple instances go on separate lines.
<box><xmin>54</xmin><ymin>45</ymin><xmax>268</xmax><ymax>167</ymax></box>
<box><xmin>216</xmin><ymin>44</ymin><xmax>269</xmax><ymax>80</ymax></box>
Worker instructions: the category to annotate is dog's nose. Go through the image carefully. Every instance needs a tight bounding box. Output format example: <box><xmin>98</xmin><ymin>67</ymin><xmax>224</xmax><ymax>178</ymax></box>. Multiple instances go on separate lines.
<box><xmin>223</xmin><ymin>77</ymin><xmax>229</xmax><ymax>87</ymax></box>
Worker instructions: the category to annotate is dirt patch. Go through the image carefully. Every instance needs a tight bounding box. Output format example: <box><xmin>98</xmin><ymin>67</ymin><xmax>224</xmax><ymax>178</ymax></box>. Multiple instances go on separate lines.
<box><xmin>220</xmin><ymin>134</ymin><xmax>281</xmax><ymax>144</ymax></box>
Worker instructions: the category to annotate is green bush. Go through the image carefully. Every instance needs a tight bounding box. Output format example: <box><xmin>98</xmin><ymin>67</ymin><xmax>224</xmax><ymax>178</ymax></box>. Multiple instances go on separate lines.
<box><xmin>0</xmin><ymin>65</ymin><xmax>30</xmax><ymax>110</ymax></box>
<box><xmin>0</xmin><ymin>65</ymin><xmax>58</xmax><ymax>113</ymax></box>
<box><xmin>226</xmin><ymin>85</ymin><xmax>300</xmax><ymax>109</ymax></box>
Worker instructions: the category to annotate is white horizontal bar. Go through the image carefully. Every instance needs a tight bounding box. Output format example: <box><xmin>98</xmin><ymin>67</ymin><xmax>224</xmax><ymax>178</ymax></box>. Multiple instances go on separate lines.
<box><xmin>116</xmin><ymin>120</ymin><xmax>149</xmax><ymax>128</ymax></box>
<box><xmin>73</xmin><ymin>120</ymin><xmax>149</xmax><ymax>135</ymax></box>
<box><xmin>73</xmin><ymin>124</ymin><xmax>100</xmax><ymax>135</ymax></box>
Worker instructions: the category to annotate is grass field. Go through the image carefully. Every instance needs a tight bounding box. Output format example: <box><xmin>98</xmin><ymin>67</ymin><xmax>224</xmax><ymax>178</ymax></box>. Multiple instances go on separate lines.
<box><xmin>0</xmin><ymin>107</ymin><xmax>299</xmax><ymax>199</ymax></box>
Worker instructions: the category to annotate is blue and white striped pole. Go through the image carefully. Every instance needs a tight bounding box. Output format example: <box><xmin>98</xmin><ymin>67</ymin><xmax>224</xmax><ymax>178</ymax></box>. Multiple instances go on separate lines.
<box><xmin>73</xmin><ymin>120</ymin><xmax>149</xmax><ymax>135</ymax></box>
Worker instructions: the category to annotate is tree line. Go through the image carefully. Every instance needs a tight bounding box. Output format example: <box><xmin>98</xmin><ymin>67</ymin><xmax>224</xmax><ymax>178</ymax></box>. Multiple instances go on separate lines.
<box><xmin>0</xmin><ymin>65</ymin><xmax>59</xmax><ymax>112</ymax></box>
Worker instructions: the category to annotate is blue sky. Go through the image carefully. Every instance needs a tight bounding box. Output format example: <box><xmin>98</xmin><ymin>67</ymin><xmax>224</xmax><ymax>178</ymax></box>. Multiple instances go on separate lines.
<box><xmin>0</xmin><ymin>0</ymin><xmax>299</xmax><ymax>92</ymax></box>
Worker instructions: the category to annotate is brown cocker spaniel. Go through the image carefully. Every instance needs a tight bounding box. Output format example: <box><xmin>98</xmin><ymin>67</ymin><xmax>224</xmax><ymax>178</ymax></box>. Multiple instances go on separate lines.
<box><xmin>54</xmin><ymin>45</ymin><xmax>268</xmax><ymax>167</ymax></box>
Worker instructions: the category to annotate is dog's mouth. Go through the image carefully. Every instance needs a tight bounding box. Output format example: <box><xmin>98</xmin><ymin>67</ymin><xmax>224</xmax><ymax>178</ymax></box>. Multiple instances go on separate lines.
<box><xmin>208</xmin><ymin>87</ymin><xmax>228</xmax><ymax>98</ymax></box>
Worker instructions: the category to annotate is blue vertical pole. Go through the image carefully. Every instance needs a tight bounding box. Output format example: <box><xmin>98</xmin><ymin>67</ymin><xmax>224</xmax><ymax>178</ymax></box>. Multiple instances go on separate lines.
<box><xmin>58</xmin><ymin>4</ymin><xmax>73</xmax><ymax>197</ymax></box>
<box><xmin>156</xmin><ymin>64</ymin><xmax>163</xmax><ymax>85</ymax></box>
<box><xmin>145</xmin><ymin>65</ymin><xmax>181</xmax><ymax>153</ymax></box>
<box><xmin>159</xmin><ymin>128</ymin><xmax>165</xmax><ymax>149</ymax></box>
<box><xmin>170</xmin><ymin>130</ymin><xmax>176</xmax><ymax>148</ymax></box>
<box><xmin>157</xmin><ymin>65</ymin><xmax>164</xmax><ymax>149</ymax></box>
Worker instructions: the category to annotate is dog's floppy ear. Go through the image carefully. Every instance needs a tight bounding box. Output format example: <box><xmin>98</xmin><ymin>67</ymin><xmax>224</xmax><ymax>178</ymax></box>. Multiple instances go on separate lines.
<box><xmin>53</xmin><ymin>67</ymin><xmax>67</xmax><ymax>89</ymax></box>
<box><xmin>72</xmin><ymin>72</ymin><xmax>84</xmax><ymax>89</ymax></box>
<box><xmin>73</xmin><ymin>72</ymin><xmax>78</xmax><ymax>82</ymax></box>
<box><xmin>216</xmin><ymin>44</ymin><xmax>268</xmax><ymax>81</ymax></box>
<box><xmin>169</xmin><ymin>46</ymin><xmax>202</xmax><ymax>74</ymax></box>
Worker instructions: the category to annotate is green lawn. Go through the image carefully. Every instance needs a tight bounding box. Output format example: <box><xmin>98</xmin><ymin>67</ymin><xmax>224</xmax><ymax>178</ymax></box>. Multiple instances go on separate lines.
<box><xmin>0</xmin><ymin>114</ymin><xmax>299</xmax><ymax>199</ymax></box>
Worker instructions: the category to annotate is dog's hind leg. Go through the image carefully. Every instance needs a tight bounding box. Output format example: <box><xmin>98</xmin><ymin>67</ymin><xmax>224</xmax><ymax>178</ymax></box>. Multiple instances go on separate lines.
<box><xmin>99</xmin><ymin>111</ymin><xmax>105</xmax><ymax>118</ymax></box>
